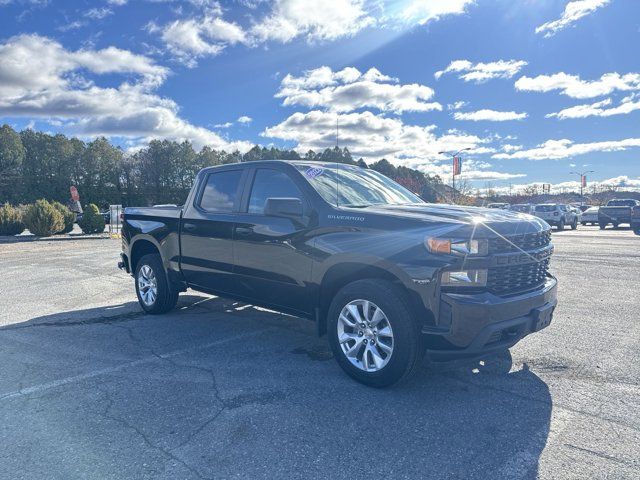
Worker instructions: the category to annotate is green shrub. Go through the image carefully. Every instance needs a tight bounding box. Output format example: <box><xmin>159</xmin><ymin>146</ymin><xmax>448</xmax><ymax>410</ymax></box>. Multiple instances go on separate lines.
<box><xmin>23</xmin><ymin>199</ymin><xmax>64</xmax><ymax>237</ymax></box>
<box><xmin>0</xmin><ymin>203</ymin><xmax>25</xmax><ymax>236</ymax></box>
<box><xmin>52</xmin><ymin>201</ymin><xmax>76</xmax><ymax>234</ymax></box>
<box><xmin>78</xmin><ymin>203</ymin><xmax>105</xmax><ymax>234</ymax></box>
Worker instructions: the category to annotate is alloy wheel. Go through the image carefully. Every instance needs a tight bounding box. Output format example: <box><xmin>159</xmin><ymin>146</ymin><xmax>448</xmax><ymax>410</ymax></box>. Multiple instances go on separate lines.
<box><xmin>337</xmin><ymin>299</ymin><xmax>394</xmax><ymax>372</ymax></box>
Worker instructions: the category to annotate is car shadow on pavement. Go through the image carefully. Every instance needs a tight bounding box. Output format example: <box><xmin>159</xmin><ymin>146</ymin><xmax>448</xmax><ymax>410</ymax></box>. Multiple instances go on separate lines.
<box><xmin>0</xmin><ymin>295</ymin><xmax>552</xmax><ymax>480</ymax></box>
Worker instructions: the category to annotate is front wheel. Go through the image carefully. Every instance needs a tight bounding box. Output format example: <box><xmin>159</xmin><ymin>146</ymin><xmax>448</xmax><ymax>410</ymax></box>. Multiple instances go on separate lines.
<box><xmin>135</xmin><ymin>253</ymin><xmax>179</xmax><ymax>314</ymax></box>
<box><xmin>557</xmin><ymin>219</ymin><xmax>565</xmax><ymax>231</ymax></box>
<box><xmin>581</xmin><ymin>222</ymin><xmax>587</xmax><ymax>226</ymax></box>
<box><xmin>571</xmin><ymin>219</ymin><xmax>578</xmax><ymax>230</ymax></box>
<box><xmin>599</xmin><ymin>222</ymin><xmax>607</xmax><ymax>230</ymax></box>
<box><xmin>328</xmin><ymin>279</ymin><xmax>425</xmax><ymax>387</ymax></box>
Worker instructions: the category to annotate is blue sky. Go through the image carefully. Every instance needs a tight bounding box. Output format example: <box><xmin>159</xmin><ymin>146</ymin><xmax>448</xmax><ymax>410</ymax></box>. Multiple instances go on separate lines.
<box><xmin>1</xmin><ymin>0</ymin><xmax>639</xmax><ymax>193</ymax></box>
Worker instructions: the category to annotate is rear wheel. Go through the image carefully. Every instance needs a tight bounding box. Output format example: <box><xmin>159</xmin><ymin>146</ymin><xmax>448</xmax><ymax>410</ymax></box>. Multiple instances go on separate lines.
<box><xmin>135</xmin><ymin>253</ymin><xmax>179</xmax><ymax>314</ymax></box>
<box><xmin>328</xmin><ymin>279</ymin><xmax>424</xmax><ymax>387</ymax></box>
<box><xmin>557</xmin><ymin>219</ymin><xmax>565</xmax><ymax>231</ymax></box>
<box><xmin>571</xmin><ymin>218</ymin><xmax>578</xmax><ymax>230</ymax></box>
<box><xmin>581</xmin><ymin>222</ymin><xmax>587</xmax><ymax>226</ymax></box>
<box><xmin>613</xmin><ymin>222</ymin><xmax>620</xmax><ymax>229</ymax></box>
<box><xmin>599</xmin><ymin>222</ymin><xmax>607</xmax><ymax>230</ymax></box>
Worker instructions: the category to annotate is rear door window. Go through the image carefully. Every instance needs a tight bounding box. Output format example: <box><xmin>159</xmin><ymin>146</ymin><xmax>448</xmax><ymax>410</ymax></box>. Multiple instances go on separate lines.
<box><xmin>198</xmin><ymin>170</ymin><xmax>243</xmax><ymax>213</ymax></box>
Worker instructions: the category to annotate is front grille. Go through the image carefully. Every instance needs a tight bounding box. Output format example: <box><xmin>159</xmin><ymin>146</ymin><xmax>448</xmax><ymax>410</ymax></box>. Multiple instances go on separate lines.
<box><xmin>488</xmin><ymin>230</ymin><xmax>551</xmax><ymax>254</ymax></box>
<box><xmin>488</xmin><ymin>258</ymin><xmax>550</xmax><ymax>296</ymax></box>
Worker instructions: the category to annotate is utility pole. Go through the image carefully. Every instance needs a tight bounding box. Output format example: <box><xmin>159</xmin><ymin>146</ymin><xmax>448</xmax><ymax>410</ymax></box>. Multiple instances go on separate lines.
<box><xmin>336</xmin><ymin>116</ymin><xmax>339</xmax><ymax>149</ymax></box>
<box><xmin>570</xmin><ymin>169</ymin><xmax>594</xmax><ymax>205</ymax></box>
<box><xmin>438</xmin><ymin>148</ymin><xmax>471</xmax><ymax>204</ymax></box>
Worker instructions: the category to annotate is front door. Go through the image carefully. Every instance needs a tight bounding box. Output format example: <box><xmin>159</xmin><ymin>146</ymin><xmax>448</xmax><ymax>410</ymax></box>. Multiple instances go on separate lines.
<box><xmin>232</xmin><ymin>167</ymin><xmax>314</xmax><ymax>315</ymax></box>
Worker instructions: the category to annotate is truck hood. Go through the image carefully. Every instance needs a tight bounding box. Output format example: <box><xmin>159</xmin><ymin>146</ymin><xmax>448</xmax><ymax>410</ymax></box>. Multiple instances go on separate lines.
<box><xmin>350</xmin><ymin>203</ymin><xmax>549</xmax><ymax>236</ymax></box>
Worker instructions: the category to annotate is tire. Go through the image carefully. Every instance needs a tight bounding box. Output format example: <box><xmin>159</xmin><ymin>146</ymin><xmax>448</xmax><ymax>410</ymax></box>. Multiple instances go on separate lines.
<box><xmin>557</xmin><ymin>219</ymin><xmax>565</xmax><ymax>231</ymax></box>
<box><xmin>581</xmin><ymin>222</ymin><xmax>587</xmax><ymax>226</ymax></box>
<box><xmin>134</xmin><ymin>253</ymin><xmax>179</xmax><ymax>314</ymax></box>
<box><xmin>327</xmin><ymin>279</ymin><xmax>425</xmax><ymax>388</ymax></box>
<box><xmin>599</xmin><ymin>222</ymin><xmax>607</xmax><ymax>230</ymax></box>
<box><xmin>613</xmin><ymin>222</ymin><xmax>620</xmax><ymax>229</ymax></box>
<box><xmin>634</xmin><ymin>229</ymin><xmax>640</xmax><ymax>236</ymax></box>
<box><xmin>571</xmin><ymin>219</ymin><xmax>578</xmax><ymax>230</ymax></box>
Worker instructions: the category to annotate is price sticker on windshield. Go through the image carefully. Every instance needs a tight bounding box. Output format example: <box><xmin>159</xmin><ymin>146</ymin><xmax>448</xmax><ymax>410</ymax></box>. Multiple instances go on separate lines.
<box><xmin>305</xmin><ymin>167</ymin><xmax>324</xmax><ymax>178</ymax></box>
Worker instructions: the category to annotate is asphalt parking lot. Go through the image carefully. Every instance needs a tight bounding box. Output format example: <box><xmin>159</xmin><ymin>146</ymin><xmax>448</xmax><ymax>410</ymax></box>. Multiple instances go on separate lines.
<box><xmin>0</xmin><ymin>226</ymin><xmax>638</xmax><ymax>480</ymax></box>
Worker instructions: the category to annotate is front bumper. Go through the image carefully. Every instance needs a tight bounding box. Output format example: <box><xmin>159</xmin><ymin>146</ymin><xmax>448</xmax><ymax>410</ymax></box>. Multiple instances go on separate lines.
<box><xmin>424</xmin><ymin>276</ymin><xmax>557</xmax><ymax>360</ymax></box>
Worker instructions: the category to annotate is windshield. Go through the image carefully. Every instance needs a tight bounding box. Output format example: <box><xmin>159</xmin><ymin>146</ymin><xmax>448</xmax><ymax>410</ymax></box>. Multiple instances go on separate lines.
<box><xmin>535</xmin><ymin>205</ymin><xmax>557</xmax><ymax>212</ymax></box>
<box><xmin>607</xmin><ymin>200</ymin><xmax>635</xmax><ymax>206</ymax></box>
<box><xmin>295</xmin><ymin>164</ymin><xmax>423</xmax><ymax>207</ymax></box>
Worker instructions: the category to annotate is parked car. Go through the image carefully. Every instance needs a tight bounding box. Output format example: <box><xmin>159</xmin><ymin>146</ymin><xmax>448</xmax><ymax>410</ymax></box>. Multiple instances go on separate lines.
<box><xmin>533</xmin><ymin>204</ymin><xmax>579</xmax><ymax>230</ymax></box>
<box><xmin>487</xmin><ymin>202</ymin><xmax>510</xmax><ymax>209</ymax></box>
<box><xmin>598</xmin><ymin>199</ymin><xmax>640</xmax><ymax>229</ymax></box>
<box><xmin>119</xmin><ymin>160</ymin><xmax>557</xmax><ymax>387</ymax></box>
<box><xmin>509</xmin><ymin>203</ymin><xmax>534</xmax><ymax>214</ymax></box>
<box><xmin>580</xmin><ymin>206</ymin><xmax>599</xmax><ymax>225</ymax></box>
<box><xmin>631</xmin><ymin>205</ymin><xmax>640</xmax><ymax>235</ymax></box>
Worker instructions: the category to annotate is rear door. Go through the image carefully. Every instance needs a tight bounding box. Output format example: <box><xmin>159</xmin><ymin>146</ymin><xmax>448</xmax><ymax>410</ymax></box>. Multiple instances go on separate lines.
<box><xmin>180</xmin><ymin>167</ymin><xmax>246</xmax><ymax>295</ymax></box>
<box><xmin>232</xmin><ymin>166</ymin><xmax>314</xmax><ymax>315</ymax></box>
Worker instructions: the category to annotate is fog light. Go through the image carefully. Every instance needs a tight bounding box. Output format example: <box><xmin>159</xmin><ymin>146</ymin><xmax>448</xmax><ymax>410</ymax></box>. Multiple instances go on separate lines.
<box><xmin>441</xmin><ymin>269</ymin><xmax>488</xmax><ymax>287</ymax></box>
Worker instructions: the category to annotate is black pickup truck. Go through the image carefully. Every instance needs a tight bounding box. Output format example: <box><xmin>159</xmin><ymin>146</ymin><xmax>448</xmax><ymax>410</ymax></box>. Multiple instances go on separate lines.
<box><xmin>119</xmin><ymin>160</ymin><xmax>557</xmax><ymax>386</ymax></box>
<box><xmin>598</xmin><ymin>198</ymin><xmax>640</xmax><ymax>229</ymax></box>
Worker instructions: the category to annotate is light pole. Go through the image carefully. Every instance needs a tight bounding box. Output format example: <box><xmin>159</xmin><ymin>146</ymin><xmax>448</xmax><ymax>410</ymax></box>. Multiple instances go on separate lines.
<box><xmin>570</xmin><ymin>170</ymin><xmax>594</xmax><ymax>205</ymax></box>
<box><xmin>439</xmin><ymin>148</ymin><xmax>471</xmax><ymax>204</ymax></box>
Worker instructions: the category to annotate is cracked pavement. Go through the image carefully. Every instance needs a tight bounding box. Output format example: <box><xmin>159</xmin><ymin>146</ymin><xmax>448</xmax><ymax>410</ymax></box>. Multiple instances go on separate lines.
<box><xmin>0</xmin><ymin>226</ymin><xmax>639</xmax><ymax>479</ymax></box>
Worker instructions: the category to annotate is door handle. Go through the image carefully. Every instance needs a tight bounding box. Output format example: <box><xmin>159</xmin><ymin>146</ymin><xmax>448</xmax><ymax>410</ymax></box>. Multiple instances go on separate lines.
<box><xmin>235</xmin><ymin>226</ymin><xmax>253</xmax><ymax>236</ymax></box>
<box><xmin>183</xmin><ymin>223</ymin><xmax>197</xmax><ymax>232</ymax></box>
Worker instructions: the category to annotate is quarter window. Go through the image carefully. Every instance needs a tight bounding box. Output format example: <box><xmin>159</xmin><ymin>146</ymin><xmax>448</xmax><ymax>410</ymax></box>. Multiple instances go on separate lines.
<box><xmin>248</xmin><ymin>169</ymin><xmax>303</xmax><ymax>214</ymax></box>
<box><xmin>199</xmin><ymin>170</ymin><xmax>242</xmax><ymax>213</ymax></box>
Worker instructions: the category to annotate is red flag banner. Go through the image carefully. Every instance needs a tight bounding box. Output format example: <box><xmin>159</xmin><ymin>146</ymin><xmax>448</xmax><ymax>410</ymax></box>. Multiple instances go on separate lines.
<box><xmin>581</xmin><ymin>175</ymin><xmax>587</xmax><ymax>188</ymax></box>
<box><xmin>453</xmin><ymin>156</ymin><xmax>461</xmax><ymax>176</ymax></box>
<box><xmin>70</xmin><ymin>186</ymin><xmax>80</xmax><ymax>202</ymax></box>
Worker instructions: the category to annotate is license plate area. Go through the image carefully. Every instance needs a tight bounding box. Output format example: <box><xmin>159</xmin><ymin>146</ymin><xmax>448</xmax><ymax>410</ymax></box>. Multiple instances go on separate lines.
<box><xmin>531</xmin><ymin>304</ymin><xmax>554</xmax><ymax>332</ymax></box>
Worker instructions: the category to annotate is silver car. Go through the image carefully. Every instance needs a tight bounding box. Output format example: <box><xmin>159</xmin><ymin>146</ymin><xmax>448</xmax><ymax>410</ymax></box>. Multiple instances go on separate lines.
<box><xmin>533</xmin><ymin>204</ymin><xmax>579</xmax><ymax>230</ymax></box>
<box><xmin>580</xmin><ymin>206</ymin><xmax>599</xmax><ymax>225</ymax></box>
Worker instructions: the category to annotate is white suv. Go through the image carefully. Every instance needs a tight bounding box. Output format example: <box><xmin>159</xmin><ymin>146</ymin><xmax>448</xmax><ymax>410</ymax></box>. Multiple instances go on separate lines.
<box><xmin>533</xmin><ymin>204</ymin><xmax>578</xmax><ymax>230</ymax></box>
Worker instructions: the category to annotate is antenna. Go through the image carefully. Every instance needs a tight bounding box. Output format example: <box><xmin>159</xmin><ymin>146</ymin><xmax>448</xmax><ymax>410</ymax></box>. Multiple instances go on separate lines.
<box><xmin>335</xmin><ymin>115</ymin><xmax>340</xmax><ymax>207</ymax></box>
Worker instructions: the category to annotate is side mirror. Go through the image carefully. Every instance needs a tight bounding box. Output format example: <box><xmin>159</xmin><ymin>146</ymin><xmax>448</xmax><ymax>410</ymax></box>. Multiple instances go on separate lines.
<box><xmin>264</xmin><ymin>197</ymin><xmax>303</xmax><ymax>219</ymax></box>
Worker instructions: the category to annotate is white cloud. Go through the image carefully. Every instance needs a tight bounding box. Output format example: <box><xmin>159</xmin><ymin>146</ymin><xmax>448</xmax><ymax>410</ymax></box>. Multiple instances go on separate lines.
<box><xmin>501</xmin><ymin>144</ymin><xmax>522</xmax><ymax>153</ymax></box>
<box><xmin>494</xmin><ymin>176</ymin><xmax>640</xmax><ymax>195</ymax></box>
<box><xmin>108</xmin><ymin>0</ymin><xmax>128</xmax><ymax>5</ymax></box>
<box><xmin>493</xmin><ymin>138</ymin><xmax>640</xmax><ymax>161</ymax></box>
<box><xmin>276</xmin><ymin>66</ymin><xmax>441</xmax><ymax>114</ymax></box>
<box><xmin>546</xmin><ymin>95</ymin><xmax>640</xmax><ymax>119</ymax></box>
<box><xmin>237</xmin><ymin>115</ymin><xmax>252</xmax><ymax>123</ymax></box>
<box><xmin>85</xmin><ymin>7</ymin><xmax>113</xmax><ymax>19</ymax></box>
<box><xmin>150</xmin><ymin>16</ymin><xmax>247</xmax><ymax>67</ymax></box>
<box><xmin>453</xmin><ymin>109</ymin><xmax>528</xmax><ymax>121</ymax></box>
<box><xmin>262</xmin><ymin>109</ymin><xmax>487</xmax><ymax>163</ymax></box>
<box><xmin>447</xmin><ymin>101</ymin><xmax>468</xmax><ymax>111</ymax></box>
<box><xmin>250</xmin><ymin>0</ymin><xmax>374</xmax><ymax>43</ymax></box>
<box><xmin>149</xmin><ymin>1</ymin><xmax>477</xmax><ymax>65</ymax></box>
<box><xmin>435</xmin><ymin>59</ymin><xmax>527</xmax><ymax>83</ymax></box>
<box><xmin>536</xmin><ymin>0</ymin><xmax>610</xmax><ymax>38</ymax></box>
<box><xmin>395</xmin><ymin>0</ymin><xmax>475</xmax><ymax>26</ymax></box>
<box><xmin>0</xmin><ymin>34</ymin><xmax>250</xmax><ymax>151</ymax></box>
<box><xmin>515</xmin><ymin>72</ymin><xmax>640</xmax><ymax>99</ymax></box>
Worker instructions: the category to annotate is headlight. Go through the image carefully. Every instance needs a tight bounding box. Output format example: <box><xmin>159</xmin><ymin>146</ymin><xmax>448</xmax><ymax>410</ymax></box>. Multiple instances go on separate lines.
<box><xmin>426</xmin><ymin>238</ymin><xmax>487</xmax><ymax>256</ymax></box>
<box><xmin>441</xmin><ymin>269</ymin><xmax>488</xmax><ymax>287</ymax></box>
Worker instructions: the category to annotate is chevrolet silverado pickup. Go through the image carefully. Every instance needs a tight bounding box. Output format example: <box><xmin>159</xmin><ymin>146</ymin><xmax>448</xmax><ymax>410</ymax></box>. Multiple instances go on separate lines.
<box><xmin>598</xmin><ymin>199</ymin><xmax>640</xmax><ymax>229</ymax></box>
<box><xmin>119</xmin><ymin>160</ymin><xmax>557</xmax><ymax>387</ymax></box>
